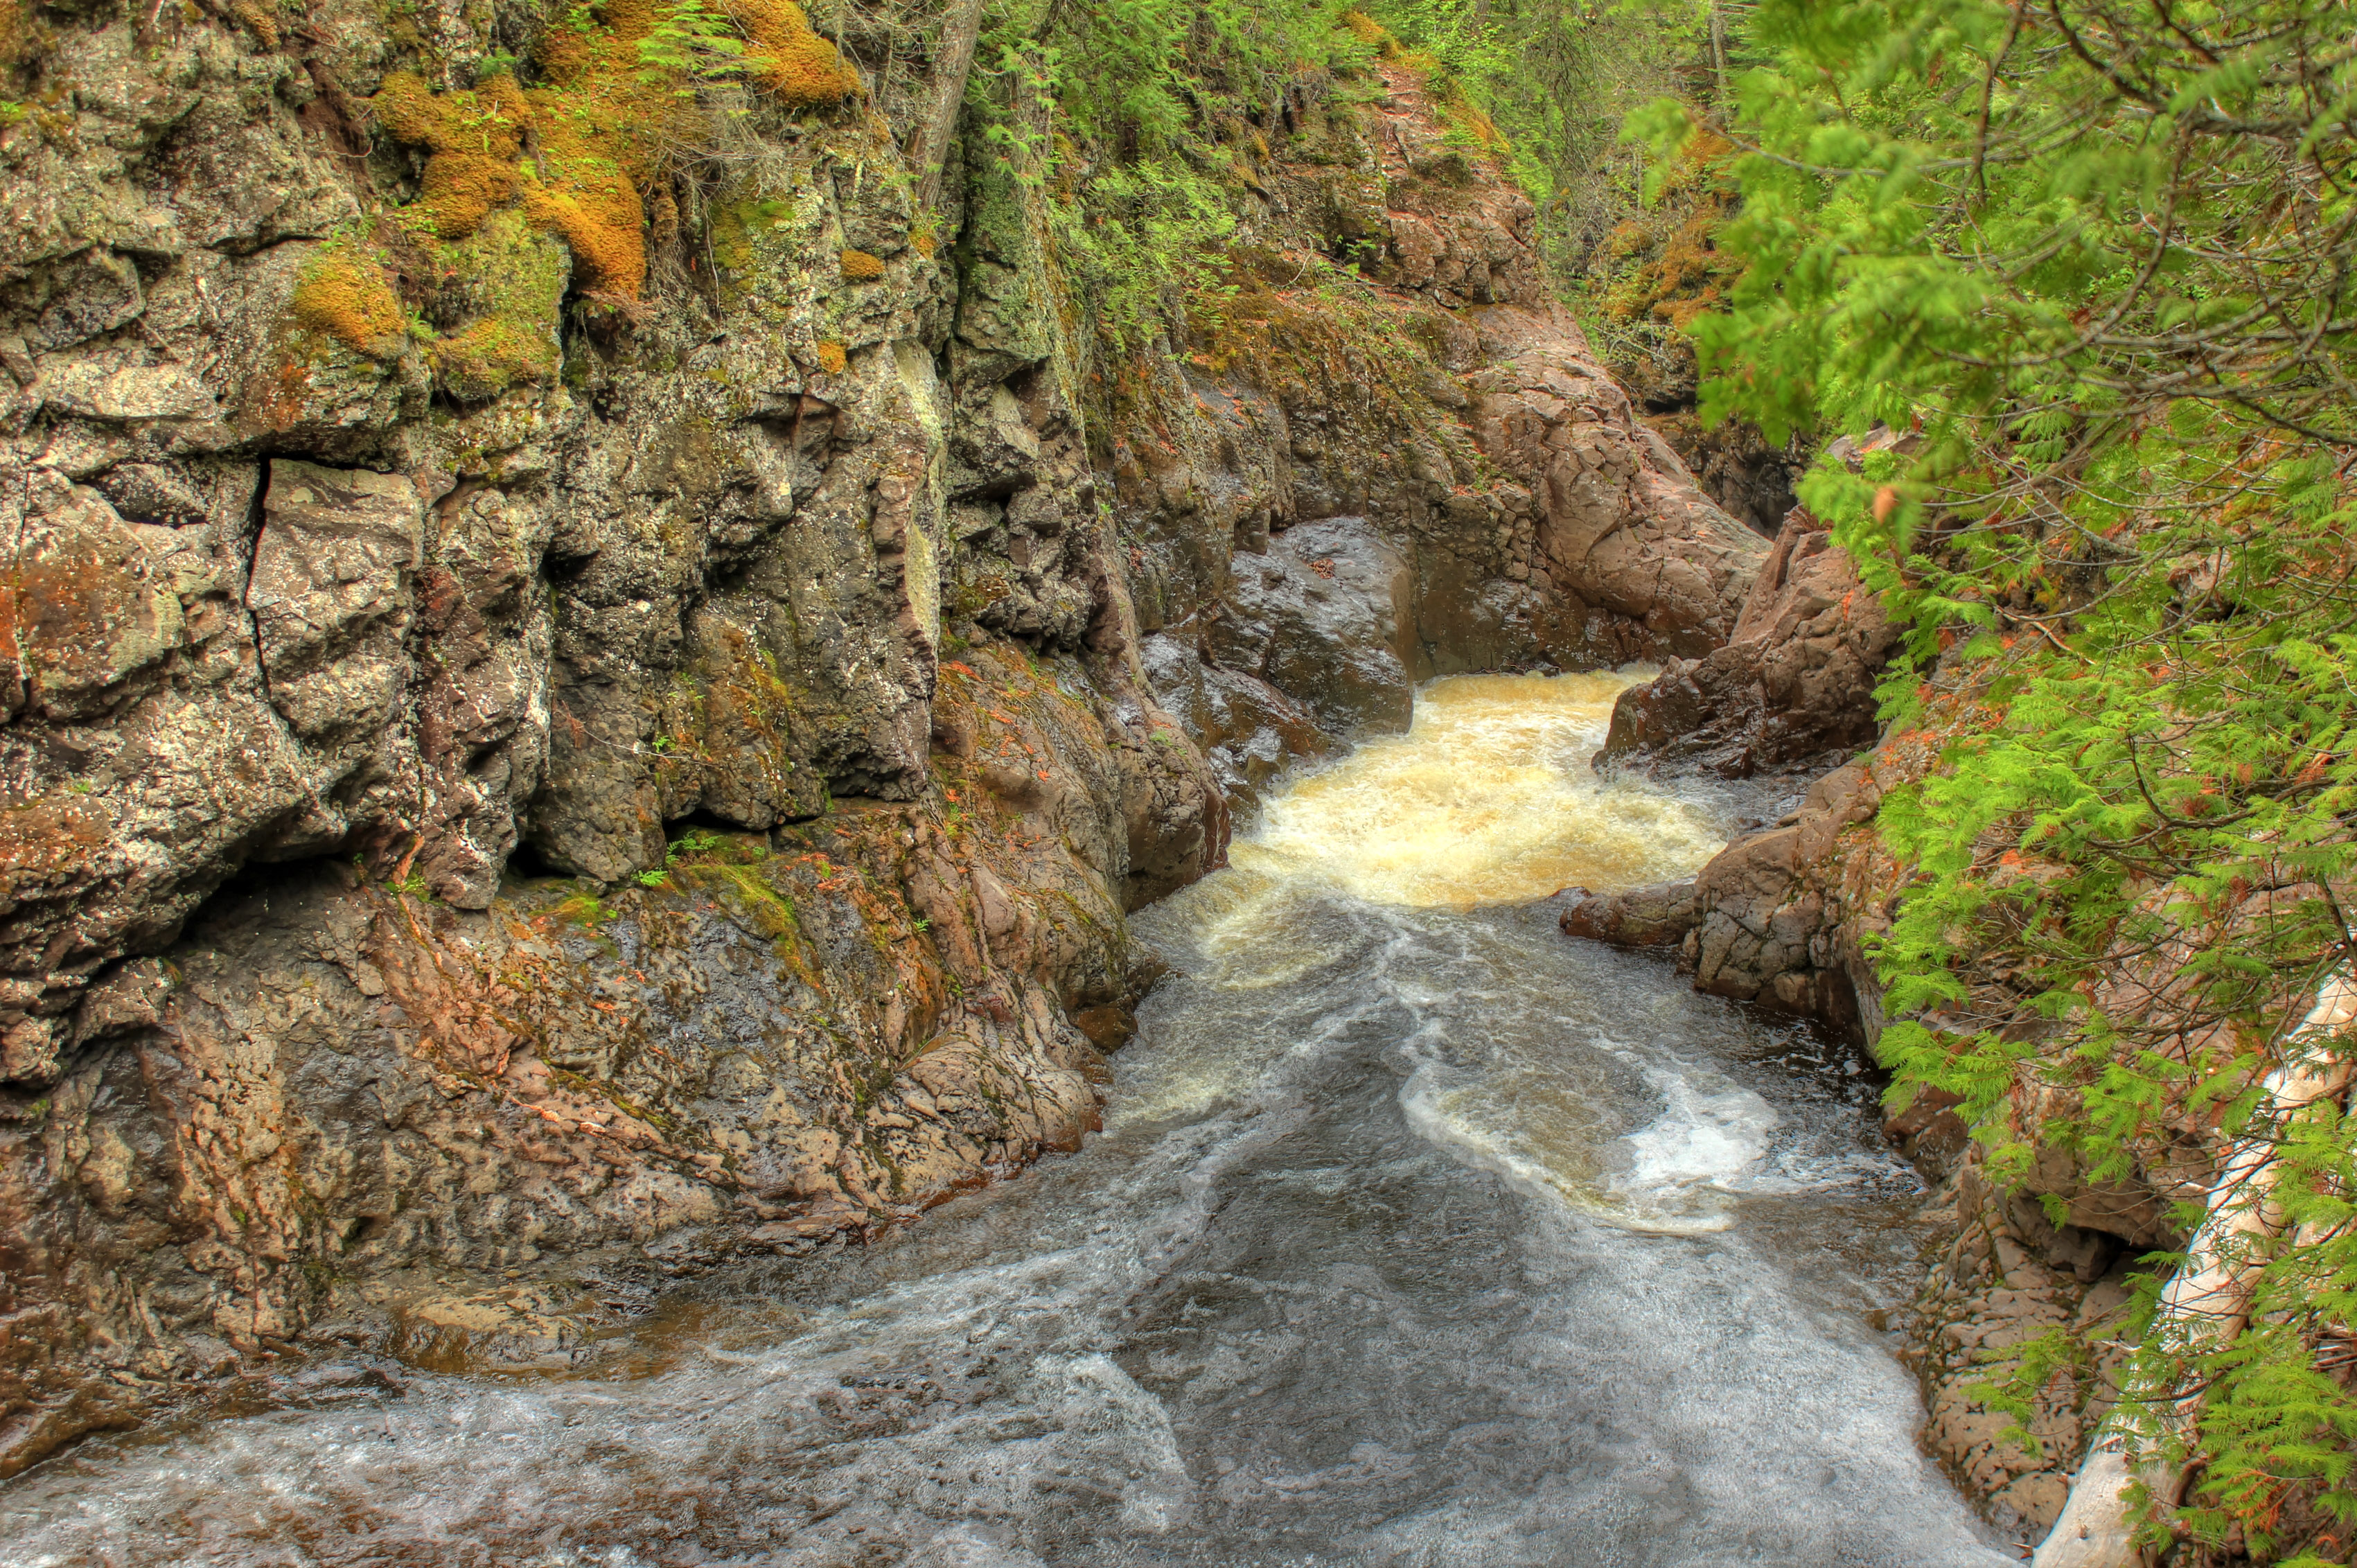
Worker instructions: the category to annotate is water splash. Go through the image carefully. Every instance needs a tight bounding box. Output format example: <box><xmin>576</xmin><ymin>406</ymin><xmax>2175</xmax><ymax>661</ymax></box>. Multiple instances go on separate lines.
<box><xmin>1163</xmin><ymin>672</ymin><xmax>1765</xmax><ymax>1231</ymax></box>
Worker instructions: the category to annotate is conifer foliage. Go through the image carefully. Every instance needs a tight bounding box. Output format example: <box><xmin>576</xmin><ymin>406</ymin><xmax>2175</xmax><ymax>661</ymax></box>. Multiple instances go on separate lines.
<box><xmin>1636</xmin><ymin>3</ymin><xmax>2357</xmax><ymax>1557</ymax></box>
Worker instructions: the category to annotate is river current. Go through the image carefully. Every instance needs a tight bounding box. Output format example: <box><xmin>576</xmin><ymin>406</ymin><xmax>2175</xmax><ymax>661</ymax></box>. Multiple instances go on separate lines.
<box><xmin>0</xmin><ymin>673</ymin><xmax>2012</xmax><ymax>1567</ymax></box>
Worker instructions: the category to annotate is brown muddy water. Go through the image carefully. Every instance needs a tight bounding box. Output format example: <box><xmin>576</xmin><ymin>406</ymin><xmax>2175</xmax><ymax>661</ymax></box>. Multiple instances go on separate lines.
<box><xmin>0</xmin><ymin>674</ymin><xmax>2013</xmax><ymax>1567</ymax></box>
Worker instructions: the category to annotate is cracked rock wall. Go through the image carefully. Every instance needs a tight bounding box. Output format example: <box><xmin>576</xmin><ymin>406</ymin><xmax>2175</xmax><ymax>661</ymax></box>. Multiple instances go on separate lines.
<box><xmin>0</xmin><ymin>3</ymin><xmax>1763</xmax><ymax>1474</ymax></box>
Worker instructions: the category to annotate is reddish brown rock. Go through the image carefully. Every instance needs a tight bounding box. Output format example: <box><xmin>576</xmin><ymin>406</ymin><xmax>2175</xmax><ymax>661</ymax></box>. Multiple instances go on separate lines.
<box><xmin>1557</xmin><ymin>879</ymin><xmax>1700</xmax><ymax>948</ymax></box>
<box><xmin>0</xmin><ymin>25</ymin><xmax>1765</xmax><ymax>1475</ymax></box>
<box><xmin>1601</xmin><ymin>486</ymin><xmax>1900</xmax><ymax>778</ymax></box>
<box><xmin>1680</xmin><ymin>759</ymin><xmax>1891</xmax><ymax>1037</ymax></box>
<box><xmin>1903</xmin><ymin>1156</ymin><xmax>2153</xmax><ymax>1538</ymax></box>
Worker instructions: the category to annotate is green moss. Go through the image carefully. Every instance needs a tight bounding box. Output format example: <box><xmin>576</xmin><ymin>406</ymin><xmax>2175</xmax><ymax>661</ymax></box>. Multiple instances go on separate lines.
<box><xmin>554</xmin><ymin>889</ymin><xmax>617</xmax><ymax>927</ymax></box>
<box><xmin>290</xmin><ymin>241</ymin><xmax>409</xmax><ymax>358</ymax></box>
<box><xmin>362</xmin><ymin>0</ymin><xmax>856</xmax><ymax>308</ymax></box>
<box><xmin>425</xmin><ymin>211</ymin><xmax>570</xmax><ymax>400</ymax></box>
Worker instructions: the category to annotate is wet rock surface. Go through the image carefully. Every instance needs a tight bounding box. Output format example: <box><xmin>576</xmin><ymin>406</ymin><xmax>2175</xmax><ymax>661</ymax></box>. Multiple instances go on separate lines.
<box><xmin>1121</xmin><ymin>62</ymin><xmax>1768</xmax><ymax>808</ymax></box>
<box><xmin>1141</xmin><ymin>516</ymin><xmax>1415</xmax><ymax>811</ymax></box>
<box><xmin>1560</xmin><ymin>657</ymin><xmax>2213</xmax><ymax>1544</ymax></box>
<box><xmin>1557</xmin><ymin>877</ymin><xmax>1697</xmax><ymax>948</ymax></box>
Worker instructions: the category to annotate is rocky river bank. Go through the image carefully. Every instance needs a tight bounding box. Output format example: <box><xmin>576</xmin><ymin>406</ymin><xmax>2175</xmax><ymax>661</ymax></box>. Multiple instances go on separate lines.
<box><xmin>0</xmin><ymin>0</ymin><xmax>1785</xmax><ymax>1482</ymax></box>
<box><xmin>1557</xmin><ymin>450</ymin><xmax>2182</xmax><ymax>1540</ymax></box>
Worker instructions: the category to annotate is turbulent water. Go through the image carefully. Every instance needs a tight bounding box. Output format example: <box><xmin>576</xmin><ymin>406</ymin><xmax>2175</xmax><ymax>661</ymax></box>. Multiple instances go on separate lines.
<box><xmin>0</xmin><ymin>674</ymin><xmax>2012</xmax><ymax>1568</ymax></box>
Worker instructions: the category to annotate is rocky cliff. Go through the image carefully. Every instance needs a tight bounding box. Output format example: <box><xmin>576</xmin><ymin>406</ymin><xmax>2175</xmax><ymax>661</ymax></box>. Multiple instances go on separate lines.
<box><xmin>0</xmin><ymin>1</ymin><xmax>1763</xmax><ymax>1472</ymax></box>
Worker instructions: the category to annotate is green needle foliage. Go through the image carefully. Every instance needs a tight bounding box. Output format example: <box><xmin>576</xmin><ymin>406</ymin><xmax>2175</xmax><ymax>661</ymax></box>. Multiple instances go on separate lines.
<box><xmin>971</xmin><ymin>0</ymin><xmax>1360</xmax><ymax>351</ymax></box>
<box><xmin>637</xmin><ymin>0</ymin><xmax>757</xmax><ymax>91</ymax></box>
<box><xmin>1363</xmin><ymin>0</ymin><xmax>1717</xmax><ymax>252</ymax></box>
<box><xmin>1633</xmin><ymin>2</ymin><xmax>2357</xmax><ymax>1556</ymax></box>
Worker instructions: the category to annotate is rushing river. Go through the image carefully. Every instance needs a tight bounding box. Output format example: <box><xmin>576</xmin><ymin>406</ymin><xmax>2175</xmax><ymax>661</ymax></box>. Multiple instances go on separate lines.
<box><xmin>0</xmin><ymin>674</ymin><xmax>2013</xmax><ymax>1568</ymax></box>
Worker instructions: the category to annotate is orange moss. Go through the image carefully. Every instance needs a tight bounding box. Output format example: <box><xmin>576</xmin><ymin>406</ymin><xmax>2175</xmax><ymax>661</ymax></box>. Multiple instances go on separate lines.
<box><xmin>367</xmin><ymin>72</ymin><xmax>531</xmax><ymax>239</ymax></box>
<box><xmin>418</xmin><ymin>155</ymin><xmax>524</xmax><ymax>238</ymax></box>
<box><xmin>364</xmin><ymin>0</ymin><xmax>857</xmax><ymax>303</ymax></box>
<box><xmin>432</xmin><ymin>318</ymin><xmax>556</xmax><ymax>400</ymax></box>
<box><xmin>521</xmin><ymin>149</ymin><xmax>648</xmax><ymax>297</ymax></box>
<box><xmin>290</xmin><ymin>247</ymin><xmax>407</xmax><ymax>356</ymax></box>
<box><xmin>524</xmin><ymin>0</ymin><xmax>693</xmax><ymax>298</ymax></box>
<box><xmin>1611</xmin><ymin>199</ymin><xmax>1733</xmax><ymax>326</ymax></box>
<box><xmin>813</xmin><ymin>340</ymin><xmax>848</xmax><ymax>374</ymax></box>
<box><xmin>1339</xmin><ymin>9</ymin><xmax>1395</xmax><ymax>53</ymax></box>
<box><xmin>911</xmin><ymin>229</ymin><xmax>937</xmax><ymax>259</ymax></box>
<box><xmin>226</xmin><ymin>0</ymin><xmax>279</xmax><ymax>46</ymax></box>
<box><xmin>838</xmin><ymin>247</ymin><xmax>885</xmax><ymax>280</ymax></box>
<box><xmin>1440</xmin><ymin>95</ymin><xmax>1504</xmax><ymax>155</ymax></box>
<box><xmin>729</xmin><ymin>0</ymin><xmax>860</xmax><ymax>107</ymax></box>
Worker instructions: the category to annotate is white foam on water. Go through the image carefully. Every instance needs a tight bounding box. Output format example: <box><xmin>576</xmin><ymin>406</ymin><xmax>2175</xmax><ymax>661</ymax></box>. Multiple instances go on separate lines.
<box><xmin>1614</xmin><ymin>1062</ymin><xmax>1781</xmax><ymax>1197</ymax></box>
<box><xmin>1220</xmin><ymin>670</ymin><xmax>1728</xmax><ymax>910</ymax></box>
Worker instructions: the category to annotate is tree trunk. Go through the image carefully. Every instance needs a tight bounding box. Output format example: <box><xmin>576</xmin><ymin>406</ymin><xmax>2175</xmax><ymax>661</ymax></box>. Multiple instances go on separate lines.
<box><xmin>2032</xmin><ymin>974</ymin><xmax>2357</xmax><ymax>1567</ymax></box>
<box><xmin>910</xmin><ymin>0</ymin><xmax>987</xmax><ymax>210</ymax></box>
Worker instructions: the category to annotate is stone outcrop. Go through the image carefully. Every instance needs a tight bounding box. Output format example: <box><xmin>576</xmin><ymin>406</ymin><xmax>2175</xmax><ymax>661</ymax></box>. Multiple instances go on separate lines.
<box><xmin>1905</xmin><ymin>1160</ymin><xmax>2145</xmax><ymax>1537</ymax></box>
<box><xmin>1557</xmin><ymin>877</ymin><xmax>1697</xmax><ymax>947</ymax></box>
<box><xmin>1684</xmin><ymin>755</ymin><xmax>1893</xmax><ymax>1034</ymax></box>
<box><xmin>1547</xmin><ymin>414</ymin><xmax>2225</xmax><ymax>1541</ymax></box>
<box><xmin>1600</xmin><ymin>500</ymin><xmax>1899</xmax><ymax>778</ymax></box>
<box><xmin>0</xmin><ymin>13</ymin><xmax>1765</xmax><ymax>1476</ymax></box>
<box><xmin>1645</xmin><ymin>407</ymin><xmax>1799</xmax><ymax>540</ymax></box>
<box><xmin>1562</xmin><ymin>756</ymin><xmax>1898</xmax><ymax>1033</ymax></box>
<box><xmin>1118</xmin><ymin>63</ymin><xmax>1767</xmax><ymax>802</ymax></box>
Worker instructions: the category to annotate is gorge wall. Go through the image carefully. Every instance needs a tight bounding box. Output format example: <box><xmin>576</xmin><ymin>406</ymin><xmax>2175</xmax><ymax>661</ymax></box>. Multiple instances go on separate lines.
<box><xmin>0</xmin><ymin>0</ymin><xmax>1767</xmax><ymax>1473</ymax></box>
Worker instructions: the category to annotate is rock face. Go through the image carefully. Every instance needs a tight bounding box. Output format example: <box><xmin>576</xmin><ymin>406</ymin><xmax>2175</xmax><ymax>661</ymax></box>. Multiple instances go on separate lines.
<box><xmin>1119</xmin><ymin>63</ymin><xmax>1767</xmax><ymax>806</ymax></box>
<box><xmin>0</xmin><ymin>16</ymin><xmax>1763</xmax><ymax>1472</ymax></box>
<box><xmin>1684</xmin><ymin>757</ymin><xmax>1893</xmax><ymax>1034</ymax></box>
<box><xmin>1560</xmin><ymin>754</ymin><xmax>1897</xmax><ymax>1037</ymax></box>
<box><xmin>1565</xmin><ymin>663</ymin><xmax>2218</xmax><ymax>1541</ymax></box>
<box><xmin>1557</xmin><ymin>878</ymin><xmax>1698</xmax><ymax>948</ymax></box>
<box><xmin>1903</xmin><ymin>1159</ymin><xmax>2153</xmax><ymax>1537</ymax></box>
<box><xmin>1600</xmin><ymin>502</ymin><xmax>1899</xmax><ymax>778</ymax></box>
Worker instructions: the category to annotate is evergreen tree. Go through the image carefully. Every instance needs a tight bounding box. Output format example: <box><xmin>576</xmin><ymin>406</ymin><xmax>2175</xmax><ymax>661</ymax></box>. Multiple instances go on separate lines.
<box><xmin>1635</xmin><ymin>3</ymin><xmax>2357</xmax><ymax>1557</ymax></box>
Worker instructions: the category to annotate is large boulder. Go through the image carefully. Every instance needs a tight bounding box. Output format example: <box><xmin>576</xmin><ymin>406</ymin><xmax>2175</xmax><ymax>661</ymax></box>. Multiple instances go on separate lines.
<box><xmin>1679</xmin><ymin>759</ymin><xmax>1891</xmax><ymax>1037</ymax></box>
<box><xmin>1462</xmin><ymin>331</ymin><xmax>1769</xmax><ymax>664</ymax></box>
<box><xmin>1600</xmin><ymin>502</ymin><xmax>1898</xmax><ymax>777</ymax></box>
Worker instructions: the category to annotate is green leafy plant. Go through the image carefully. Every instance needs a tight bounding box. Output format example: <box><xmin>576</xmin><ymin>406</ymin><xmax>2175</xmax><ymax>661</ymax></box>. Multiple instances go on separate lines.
<box><xmin>1641</xmin><ymin>1</ymin><xmax>2357</xmax><ymax>1553</ymax></box>
<box><xmin>554</xmin><ymin>889</ymin><xmax>617</xmax><ymax>928</ymax></box>
<box><xmin>635</xmin><ymin>0</ymin><xmax>757</xmax><ymax>93</ymax></box>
